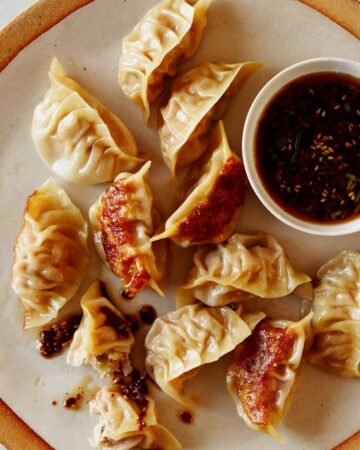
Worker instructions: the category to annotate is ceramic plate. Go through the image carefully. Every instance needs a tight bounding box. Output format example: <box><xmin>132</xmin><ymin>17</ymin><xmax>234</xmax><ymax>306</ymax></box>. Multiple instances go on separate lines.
<box><xmin>0</xmin><ymin>1</ymin><xmax>359</xmax><ymax>449</ymax></box>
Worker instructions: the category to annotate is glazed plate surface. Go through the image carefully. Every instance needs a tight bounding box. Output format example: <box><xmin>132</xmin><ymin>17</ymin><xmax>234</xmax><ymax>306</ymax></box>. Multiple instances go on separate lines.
<box><xmin>0</xmin><ymin>1</ymin><xmax>359</xmax><ymax>449</ymax></box>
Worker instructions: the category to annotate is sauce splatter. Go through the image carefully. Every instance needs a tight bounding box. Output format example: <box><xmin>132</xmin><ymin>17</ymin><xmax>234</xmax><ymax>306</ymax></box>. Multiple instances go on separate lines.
<box><xmin>138</xmin><ymin>305</ymin><xmax>157</xmax><ymax>325</ymax></box>
<box><xmin>63</xmin><ymin>394</ymin><xmax>82</xmax><ymax>409</ymax></box>
<box><xmin>62</xmin><ymin>375</ymin><xmax>96</xmax><ymax>411</ymax></box>
<box><xmin>177</xmin><ymin>410</ymin><xmax>193</xmax><ymax>424</ymax></box>
<box><xmin>37</xmin><ymin>315</ymin><xmax>82</xmax><ymax>358</ymax></box>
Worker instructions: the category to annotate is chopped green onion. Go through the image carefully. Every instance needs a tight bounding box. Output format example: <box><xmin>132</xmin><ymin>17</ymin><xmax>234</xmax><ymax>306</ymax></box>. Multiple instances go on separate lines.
<box><xmin>291</xmin><ymin>133</ymin><xmax>302</xmax><ymax>165</ymax></box>
<box><xmin>346</xmin><ymin>173</ymin><xmax>360</xmax><ymax>182</ymax></box>
<box><xmin>330</xmin><ymin>210</ymin><xmax>342</xmax><ymax>219</ymax></box>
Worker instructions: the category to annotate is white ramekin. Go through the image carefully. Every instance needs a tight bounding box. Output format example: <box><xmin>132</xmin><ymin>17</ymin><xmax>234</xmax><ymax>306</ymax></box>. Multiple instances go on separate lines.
<box><xmin>242</xmin><ymin>57</ymin><xmax>360</xmax><ymax>236</ymax></box>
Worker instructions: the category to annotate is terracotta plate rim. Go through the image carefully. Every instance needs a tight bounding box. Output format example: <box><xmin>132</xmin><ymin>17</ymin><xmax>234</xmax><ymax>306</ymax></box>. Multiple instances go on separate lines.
<box><xmin>0</xmin><ymin>0</ymin><xmax>358</xmax><ymax>449</ymax></box>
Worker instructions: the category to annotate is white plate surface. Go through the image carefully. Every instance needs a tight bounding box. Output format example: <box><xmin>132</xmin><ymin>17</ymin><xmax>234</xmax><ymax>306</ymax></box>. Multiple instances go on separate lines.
<box><xmin>0</xmin><ymin>1</ymin><xmax>359</xmax><ymax>449</ymax></box>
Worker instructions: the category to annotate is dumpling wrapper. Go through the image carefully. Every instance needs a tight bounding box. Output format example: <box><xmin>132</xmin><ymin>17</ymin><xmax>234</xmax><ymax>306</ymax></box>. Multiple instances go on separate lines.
<box><xmin>67</xmin><ymin>280</ymin><xmax>134</xmax><ymax>378</ymax></box>
<box><xmin>119</xmin><ymin>0</ymin><xmax>211</xmax><ymax>122</ymax></box>
<box><xmin>32</xmin><ymin>58</ymin><xmax>142</xmax><ymax>185</ymax></box>
<box><xmin>227</xmin><ymin>313</ymin><xmax>313</xmax><ymax>442</ymax></box>
<box><xmin>152</xmin><ymin>121</ymin><xmax>247</xmax><ymax>247</ymax></box>
<box><xmin>176</xmin><ymin>232</ymin><xmax>311</xmax><ymax>308</ymax></box>
<box><xmin>12</xmin><ymin>178</ymin><xmax>88</xmax><ymax>329</ymax></box>
<box><xmin>308</xmin><ymin>250</ymin><xmax>360</xmax><ymax>377</ymax></box>
<box><xmin>145</xmin><ymin>303</ymin><xmax>265</xmax><ymax>406</ymax></box>
<box><xmin>159</xmin><ymin>61</ymin><xmax>261</xmax><ymax>175</ymax></box>
<box><xmin>89</xmin><ymin>385</ymin><xmax>181</xmax><ymax>450</ymax></box>
<box><xmin>89</xmin><ymin>161</ymin><xmax>165</xmax><ymax>299</ymax></box>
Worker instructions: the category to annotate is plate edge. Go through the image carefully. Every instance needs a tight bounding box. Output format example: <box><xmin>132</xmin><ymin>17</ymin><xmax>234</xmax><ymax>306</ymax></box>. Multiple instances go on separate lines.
<box><xmin>0</xmin><ymin>399</ymin><xmax>54</xmax><ymax>450</ymax></box>
<box><xmin>0</xmin><ymin>0</ymin><xmax>94</xmax><ymax>72</ymax></box>
<box><xmin>298</xmin><ymin>0</ymin><xmax>360</xmax><ymax>40</ymax></box>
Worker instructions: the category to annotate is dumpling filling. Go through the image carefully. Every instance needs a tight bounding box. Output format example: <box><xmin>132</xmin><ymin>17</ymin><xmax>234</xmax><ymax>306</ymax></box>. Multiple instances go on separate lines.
<box><xmin>67</xmin><ymin>280</ymin><xmax>135</xmax><ymax>379</ymax></box>
<box><xmin>89</xmin><ymin>381</ymin><xmax>181</xmax><ymax>450</ymax></box>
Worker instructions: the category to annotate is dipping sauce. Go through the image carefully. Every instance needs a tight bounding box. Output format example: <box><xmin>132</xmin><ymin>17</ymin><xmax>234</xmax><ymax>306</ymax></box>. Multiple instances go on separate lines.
<box><xmin>256</xmin><ymin>72</ymin><xmax>360</xmax><ymax>222</ymax></box>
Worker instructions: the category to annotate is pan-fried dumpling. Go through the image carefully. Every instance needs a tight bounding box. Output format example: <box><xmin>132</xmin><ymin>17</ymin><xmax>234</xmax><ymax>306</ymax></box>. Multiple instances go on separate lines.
<box><xmin>119</xmin><ymin>0</ymin><xmax>211</xmax><ymax>122</ymax></box>
<box><xmin>12</xmin><ymin>178</ymin><xmax>88</xmax><ymax>329</ymax></box>
<box><xmin>32</xmin><ymin>58</ymin><xmax>142</xmax><ymax>185</ymax></box>
<box><xmin>145</xmin><ymin>303</ymin><xmax>265</xmax><ymax>406</ymax></box>
<box><xmin>152</xmin><ymin>122</ymin><xmax>247</xmax><ymax>247</ymax></box>
<box><xmin>67</xmin><ymin>280</ymin><xmax>134</xmax><ymax>378</ymax></box>
<box><xmin>308</xmin><ymin>250</ymin><xmax>360</xmax><ymax>377</ymax></box>
<box><xmin>227</xmin><ymin>313</ymin><xmax>312</xmax><ymax>441</ymax></box>
<box><xmin>89</xmin><ymin>384</ymin><xmax>181</xmax><ymax>450</ymax></box>
<box><xmin>89</xmin><ymin>161</ymin><xmax>165</xmax><ymax>299</ymax></box>
<box><xmin>176</xmin><ymin>233</ymin><xmax>311</xmax><ymax>308</ymax></box>
<box><xmin>159</xmin><ymin>61</ymin><xmax>260</xmax><ymax>175</ymax></box>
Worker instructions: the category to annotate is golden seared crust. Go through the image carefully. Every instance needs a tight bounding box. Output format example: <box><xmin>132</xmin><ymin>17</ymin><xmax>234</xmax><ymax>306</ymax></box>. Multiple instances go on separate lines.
<box><xmin>229</xmin><ymin>323</ymin><xmax>296</xmax><ymax>426</ymax></box>
<box><xmin>298</xmin><ymin>0</ymin><xmax>360</xmax><ymax>40</ymax></box>
<box><xmin>100</xmin><ymin>179</ymin><xmax>151</xmax><ymax>299</ymax></box>
<box><xmin>177</xmin><ymin>157</ymin><xmax>247</xmax><ymax>243</ymax></box>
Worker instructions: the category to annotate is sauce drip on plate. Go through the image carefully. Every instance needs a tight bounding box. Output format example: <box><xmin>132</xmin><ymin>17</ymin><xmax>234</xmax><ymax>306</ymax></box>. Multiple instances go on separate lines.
<box><xmin>138</xmin><ymin>305</ymin><xmax>157</xmax><ymax>325</ymax></box>
<box><xmin>177</xmin><ymin>410</ymin><xmax>194</xmax><ymax>424</ymax></box>
<box><xmin>37</xmin><ymin>315</ymin><xmax>82</xmax><ymax>358</ymax></box>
